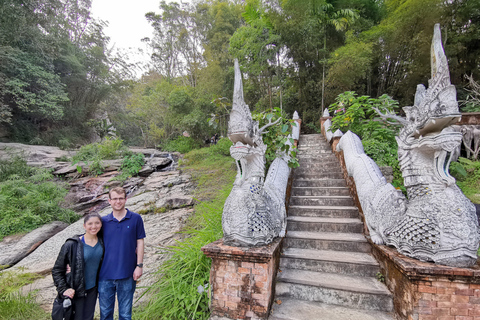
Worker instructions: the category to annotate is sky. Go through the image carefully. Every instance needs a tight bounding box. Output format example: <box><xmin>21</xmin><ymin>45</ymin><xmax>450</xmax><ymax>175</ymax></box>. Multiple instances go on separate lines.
<box><xmin>90</xmin><ymin>0</ymin><xmax>161</xmax><ymax>67</ymax></box>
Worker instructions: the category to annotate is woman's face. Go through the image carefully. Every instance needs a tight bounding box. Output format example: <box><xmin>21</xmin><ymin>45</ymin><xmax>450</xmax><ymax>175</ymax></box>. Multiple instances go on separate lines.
<box><xmin>84</xmin><ymin>217</ymin><xmax>102</xmax><ymax>236</ymax></box>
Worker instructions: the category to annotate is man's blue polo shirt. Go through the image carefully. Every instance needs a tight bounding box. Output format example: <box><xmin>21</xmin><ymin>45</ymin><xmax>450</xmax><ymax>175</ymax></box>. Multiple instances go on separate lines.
<box><xmin>99</xmin><ymin>209</ymin><xmax>146</xmax><ymax>280</ymax></box>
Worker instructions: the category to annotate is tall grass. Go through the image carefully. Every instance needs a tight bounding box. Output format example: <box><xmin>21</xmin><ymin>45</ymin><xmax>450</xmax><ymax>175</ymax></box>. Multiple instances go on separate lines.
<box><xmin>0</xmin><ymin>271</ymin><xmax>48</xmax><ymax>320</ymax></box>
<box><xmin>134</xmin><ymin>143</ymin><xmax>235</xmax><ymax>320</ymax></box>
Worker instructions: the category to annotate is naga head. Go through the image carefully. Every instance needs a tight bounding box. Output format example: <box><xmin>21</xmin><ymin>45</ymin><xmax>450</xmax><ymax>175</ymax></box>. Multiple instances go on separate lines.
<box><xmin>228</xmin><ymin>59</ymin><xmax>257</xmax><ymax>147</ymax></box>
<box><xmin>402</xmin><ymin>24</ymin><xmax>461</xmax><ymax>139</ymax></box>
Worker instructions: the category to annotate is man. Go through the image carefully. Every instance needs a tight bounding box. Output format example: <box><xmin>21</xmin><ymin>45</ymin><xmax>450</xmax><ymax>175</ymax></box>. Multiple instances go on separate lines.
<box><xmin>98</xmin><ymin>187</ymin><xmax>146</xmax><ymax>320</ymax></box>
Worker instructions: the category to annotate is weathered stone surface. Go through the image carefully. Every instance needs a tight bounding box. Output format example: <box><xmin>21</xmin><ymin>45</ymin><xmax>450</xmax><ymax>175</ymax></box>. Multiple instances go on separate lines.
<box><xmin>0</xmin><ymin>221</ymin><xmax>68</xmax><ymax>267</ymax></box>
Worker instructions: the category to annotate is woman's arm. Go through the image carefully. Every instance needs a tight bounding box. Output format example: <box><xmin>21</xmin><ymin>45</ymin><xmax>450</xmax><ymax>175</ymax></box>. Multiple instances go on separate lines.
<box><xmin>51</xmin><ymin>242</ymin><xmax>73</xmax><ymax>297</ymax></box>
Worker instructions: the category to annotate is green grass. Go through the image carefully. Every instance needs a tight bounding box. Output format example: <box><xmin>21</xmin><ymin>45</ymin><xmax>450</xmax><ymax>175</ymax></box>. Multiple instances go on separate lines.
<box><xmin>133</xmin><ymin>144</ymin><xmax>235</xmax><ymax>320</ymax></box>
<box><xmin>0</xmin><ymin>271</ymin><xmax>48</xmax><ymax>320</ymax></box>
<box><xmin>0</xmin><ymin>157</ymin><xmax>79</xmax><ymax>240</ymax></box>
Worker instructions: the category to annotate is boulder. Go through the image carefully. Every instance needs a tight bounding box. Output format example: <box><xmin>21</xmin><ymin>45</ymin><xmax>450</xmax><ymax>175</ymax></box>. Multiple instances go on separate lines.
<box><xmin>0</xmin><ymin>221</ymin><xmax>68</xmax><ymax>267</ymax></box>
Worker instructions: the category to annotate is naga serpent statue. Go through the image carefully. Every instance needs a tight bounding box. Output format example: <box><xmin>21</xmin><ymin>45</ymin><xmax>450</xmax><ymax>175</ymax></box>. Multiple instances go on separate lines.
<box><xmin>222</xmin><ymin>60</ymin><xmax>290</xmax><ymax>247</ymax></box>
<box><xmin>336</xmin><ymin>24</ymin><xmax>480</xmax><ymax>268</ymax></box>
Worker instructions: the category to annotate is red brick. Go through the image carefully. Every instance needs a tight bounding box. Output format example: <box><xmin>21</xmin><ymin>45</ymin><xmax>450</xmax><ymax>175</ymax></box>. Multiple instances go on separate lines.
<box><xmin>238</xmin><ymin>267</ymin><xmax>250</xmax><ymax>274</ymax></box>
<box><xmin>446</xmin><ymin>288</ymin><xmax>457</xmax><ymax>294</ymax></box>
<box><xmin>420</xmin><ymin>281</ymin><xmax>433</xmax><ymax>286</ymax></box>
<box><xmin>452</xmin><ymin>296</ymin><xmax>470</xmax><ymax>304</ymax></box>
<box><xmin>419</xmin><ymin>315</ymin><xmax>438</xmax><ymax>320</ymax></box>
<box><xmin>438</xmin><ymin>301</ymin><xmax>454</xmax><ymax>308</ymax></box>
<box><xmin>451</xmin><ymin>308</ymin><xmax>470</xmax><ymax>316</ymax></box>
<box><xmin>419</xmin><ymin>300</ymin><xmax>437</xmax><ymax>307</ymax></box>
<box><xmin>475</xmin><ymin>317</ymin><xmax>480</xmax><ymax>320</ymax></box>
<box><xmin>254</xmin><ymin>281</ymin><xmax>267</xmax><ymax>291</ymax></box>
<box><xmin>228</xmin><ymin>296</ymin><xmax>242</xmax><ymax>303</ymax></box>
<box><xmin>254</xmin><ymin>275</ymin><xmax>267</xmax><ymax>282</ymax></box>
<box><xmin>241</xmin><ymin>262</ymin><xmax>254</xmax><ymax>268</ymax></box>
<box><xmin>475</xmin><ymin>290</ymin><xmax>480</xmax><ymax>297</ymax></box>
<box><xmin>455</xmin><ymin>317</ymin><xmax>473</xmax><ymax>320</ymax></box>
<box><xmin>470</xmin><ymin>284</ymin><xmax>480</xmax><ymax>290</ymax></box>
<box><xmin>432</xmin><ymin>308</ymin><xmax>451</xmax><ymax>315</ymax></box>
<box><xmin>419</xmin><ymin>285</ymin><xmax>437</xmax><ymax>294</ymax></box>
<box><xmin>216</xmin><ymin>270</ymin><xmax>226</xmax><ymax>278</ymax></box>
<box><xmin>434</xmin><ymin>294</ymin><xmax>454</xmax><ymax>302</ymax></box>
<box><xmin>436</xmin><ymin>317</ymin><xmax>454</xmax><ymax>320</ymax></box>
<box><xmin>452</xmin><ymin>283</ymin><xmax>471</xmax><ymax>290</ymax></box>
<box><xmin>422</xmin><ymin>293</ymin><xmax>434</xmax><ymax>301</ymax></box>
<box><xmin>434</xmin><ymin>282</ymin><xmax>453</xmax><ymax>288</ymax></box>
<box><xmin>457</xmin><ymin>289</ymin><xmax>475</xmax><ymax>296</ymax></box>
<box><xmin>470</xmin><ymin>297</ymin><xmax>480</xmax><ymax>304</ymax></box>
<box><xmin>470</xmin><ymin>307</ymin><xmax>480</xmax><ymax>316</ymax></box>
<box><xmin>225</xmin><ymin>289</ymin><xmax>238</xmax><ymax>297</ymax></box>
<box><xmin>225</xmin><ymin>300</ymin><xmax>237</xmax><ymax>309</ymax></box>
<box><xmin>417</xmin><ymin>307</ymin><xmax>433</xmax><ymax>314</ymax></box>
<box><xmin>212</xmin><ymin>299</ymin><xmax>225</xmax><ymax>308</ymax></box>
<box><xmin>252</xmin><ymin>267</ymin><xmax>266</xmax><ymax>275</ymax></box>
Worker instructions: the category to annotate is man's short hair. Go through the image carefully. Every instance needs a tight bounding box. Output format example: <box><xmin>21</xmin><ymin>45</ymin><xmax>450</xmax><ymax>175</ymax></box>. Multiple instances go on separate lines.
<box><xmin>108</xmin><ymin>187</ymin><xmax>126</xmax><ymax>199</ymax></box>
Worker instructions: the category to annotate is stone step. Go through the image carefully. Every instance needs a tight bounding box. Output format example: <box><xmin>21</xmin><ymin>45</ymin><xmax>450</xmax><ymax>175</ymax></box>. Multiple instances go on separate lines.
<box><xmin>269</xmin><ymin>298</ymin><xmax>394</xmax><ymax>320</ymax></box>
<box><xmin>275</xmin><ymin>269</ymin><xmax>393</xmax><ymax>312</ymax></box>
<box><xmin>284</xmin><ymin>231</ymin><xmax>371</xmax><ymax>253</ymax></box>
<box><xmin>293</xmin><ymin>179</ymin><xmax>346</xmax><ymax>188</ymax></box>
<box><xmin>290</xmin><ymin>196</ymin><xmax>354</xmax><ymax>207</ymax></box>
<box><xmin>297</xmin><ymin>148</ymin><xmax>332</xmax><ymax>153</ymax></box>
<box><xmin>286</xmin><ymin>216</ymin><xmax>363</xmax><ymax>233</ymax></box>
<box><xmin>280</xmin><ymin>248</ymin><xmax>380</xmax><ymax>277</ymax></box>
<box><xmin>292</xmin><ymin>187</ymin><xmax>350</xmax><ymax>197</ymax></box>
<box><xmin>294</xmin><ymin>167</ymin><xmax>343</xmax><ymax>174</ymax></box>
<box><xmin>296</xmin><ymin>160</ymin><xmax>340</xmax><ymax>167</ymax></box>
<box><xmin>294</xmin><ymin>172</ymin><xmax>345</xmax><ymax>180</ymax></box>
<box><xmin>288</xmin><ymin>205</ymin><xmax>359</xmax><ymax>218</ymax></box>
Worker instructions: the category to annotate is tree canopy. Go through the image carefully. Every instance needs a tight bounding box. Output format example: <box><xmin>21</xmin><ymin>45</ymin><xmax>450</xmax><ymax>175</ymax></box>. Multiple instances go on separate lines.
<box><xmin>1</xmin><ymin>0</ymin><xmax>478</xmax><ymax>147</ymax></box>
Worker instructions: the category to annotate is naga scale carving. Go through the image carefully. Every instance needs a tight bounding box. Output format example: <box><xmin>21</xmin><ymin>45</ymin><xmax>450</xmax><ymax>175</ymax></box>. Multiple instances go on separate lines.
<box><xmin>222</xmin><ymin>60</ymin><xmax>290</xmax><ymax>247</ymax></box>
<box><xmin>336</xmin><ymin>24</ymin><xmax>480</xmax><ymax>267</ymax></box>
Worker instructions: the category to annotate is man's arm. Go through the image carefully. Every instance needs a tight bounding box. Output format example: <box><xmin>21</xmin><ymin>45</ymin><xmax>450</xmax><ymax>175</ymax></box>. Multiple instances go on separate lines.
<box><xmin>133</xmin><ymin>238</ymin><xmax>144</xmax><ymax>281</ymax></box>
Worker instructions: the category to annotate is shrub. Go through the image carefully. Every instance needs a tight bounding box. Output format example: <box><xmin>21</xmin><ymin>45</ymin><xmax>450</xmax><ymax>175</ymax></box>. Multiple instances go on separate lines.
<box><xmin>161</xmin><ymin>136</ymin><xmax>201</xmax><ymax>154</ymax></box>
<box><xmin>73</xmin><ymin>137</ymin><xmax>130</xmax><ymax>162</ymax></box>
<box><xmin>208</xmin><ymin>137</ymin><xmax>232</xmax><ymax>156</ymax></box>
<box><xmin>114</xmin><ymin>153</ymin><xmax>145</xmax><ymax>182</ymax></box>
<box><xmin>72</xmin><ymin>138</ymin><xmax>131</xmax><ymax>175</ymax></box>
<box><xmin>328</xmin><ymin>91</ymin><xmax>403</xmax><ymax>189</ymax></box>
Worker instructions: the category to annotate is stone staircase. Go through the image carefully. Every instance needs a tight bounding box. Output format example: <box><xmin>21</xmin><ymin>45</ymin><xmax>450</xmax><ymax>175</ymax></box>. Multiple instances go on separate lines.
<box><xmin>270</xmin><ymin>134</ymin><xmax>394</xmax><ymax>320</ymax></box>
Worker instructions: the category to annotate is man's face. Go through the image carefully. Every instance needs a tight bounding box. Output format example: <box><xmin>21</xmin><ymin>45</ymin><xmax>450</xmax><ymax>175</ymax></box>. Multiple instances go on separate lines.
<box><xmin>108</xmin><ymin>191</ymin><xmax>126</xmax><ymax>211</ymax></box>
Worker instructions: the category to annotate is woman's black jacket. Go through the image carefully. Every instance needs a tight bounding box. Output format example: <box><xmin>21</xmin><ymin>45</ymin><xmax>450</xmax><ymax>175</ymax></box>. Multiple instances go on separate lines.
<box><xmin>51</xmin><ymin>235</ymin><xmax>104</xmax><ymax>298</ymax></box>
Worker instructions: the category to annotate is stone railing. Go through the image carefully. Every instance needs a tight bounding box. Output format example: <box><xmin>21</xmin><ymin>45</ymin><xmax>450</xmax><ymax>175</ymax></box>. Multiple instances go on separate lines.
<box><xmin>320</xmin><ymin>115</ymin><xmax>480</xmax><ymax>320</ymax></box>
<box><xmin>202</xmin><ymin>113</ymin><xmax>302</xmax><ymax>320</ymax></box>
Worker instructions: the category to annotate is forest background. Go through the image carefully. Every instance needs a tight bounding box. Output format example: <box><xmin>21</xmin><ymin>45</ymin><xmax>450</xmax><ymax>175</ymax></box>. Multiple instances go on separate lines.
<box><xmin>1</xmin><ymin>0</ymin><xmax>479</xmax><ymax>149</ymax></box>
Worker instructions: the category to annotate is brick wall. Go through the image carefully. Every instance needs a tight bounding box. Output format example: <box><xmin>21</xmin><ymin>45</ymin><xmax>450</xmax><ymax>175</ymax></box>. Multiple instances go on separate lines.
<box><xmin>373</xmin><ymin>245</ymin><xmax>480</xmax><ymax>320</ymax></box>
<box><xmin>202</xmin><ymin>238</ymin><xmax>282</xmax><ymax>320</ymax></box>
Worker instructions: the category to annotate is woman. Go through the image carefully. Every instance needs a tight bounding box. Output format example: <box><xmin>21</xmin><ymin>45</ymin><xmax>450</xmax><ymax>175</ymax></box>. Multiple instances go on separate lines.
<box><xmin>52</xmin><ymin>213</ymin><xmax>104</xmax><ymax>320</ymax></box>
